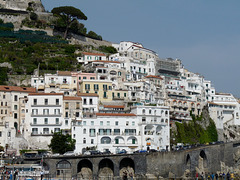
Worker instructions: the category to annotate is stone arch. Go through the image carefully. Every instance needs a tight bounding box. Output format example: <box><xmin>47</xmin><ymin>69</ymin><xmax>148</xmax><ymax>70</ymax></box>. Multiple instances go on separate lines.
<box><xmin>200</xmin><ymin>150</ymin><xmax>207</xmax><ymax>168</ymax></box>
<box><xmin>100</xmin><ymin>136</ymin><xmax>111</xmax><ymax>144</ymax></box>
<box><xmin>56</xmin><ymin>160</ymin><xmax>72</xmax><ymax>179</ymax></box>
<box><xmin>77</xmin><ymin>159</ymin><xmax>93</xmax><ymax>179</ymax></box>
<box><xmin>127</xmin><ymin>136</ymin><xmax>138</xmax><ymax>145</ymax></box>
<box><xmin>186</xmin><ymin>154</ymin><xmax>191</xmax><ymax>170</ymax></box>
<box><xmin>98</xmin><ymin>158</ymin><xmax>114</xmax><ymax>179</ymax></box>
<box><xmin>43</xmin><ymin>162</ymin><xmax>49</xmax><ymax>171</ymax></box>
<box><xmin>119</xmin><ymin>158</ymin><xmax>135</xmax><ymax>178</ymax></box>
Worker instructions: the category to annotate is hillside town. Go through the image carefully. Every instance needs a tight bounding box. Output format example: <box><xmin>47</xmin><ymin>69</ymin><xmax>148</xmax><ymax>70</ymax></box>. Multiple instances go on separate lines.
<box><xmin>0</xmin><ymin>41</ymin><xmax>239</xmax><ymax>156</ymax></box>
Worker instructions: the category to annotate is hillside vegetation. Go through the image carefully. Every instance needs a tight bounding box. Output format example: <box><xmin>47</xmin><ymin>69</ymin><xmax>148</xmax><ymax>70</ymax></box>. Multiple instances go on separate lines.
<box><xmin>172</xmin><ymin>107</ymin><xmax>218</xmax><ymax>145</ymax></box>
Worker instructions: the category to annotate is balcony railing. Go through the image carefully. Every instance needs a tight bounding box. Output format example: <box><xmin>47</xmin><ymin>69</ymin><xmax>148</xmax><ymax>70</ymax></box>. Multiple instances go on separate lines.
<box><xmin>31</xmin><ymin>114</ymin><xmax>62</xmax><ymax>117</ymax></box>
<box><xmin>30</xmin><ymin>123</ymin><xmax>62</xmax><ymax>126</ymax></box>
<box><xmin>31</xmin><ymin>104</ymin><xmax>61</xmax><ymax>107</ymax></box>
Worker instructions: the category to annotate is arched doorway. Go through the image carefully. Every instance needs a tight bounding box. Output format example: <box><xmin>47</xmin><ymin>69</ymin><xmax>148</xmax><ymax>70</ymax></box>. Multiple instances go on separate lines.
<box><xmin>56</xmin><ymin>160</ymin><xmax>71</xmax><ymax>179</ymax></box>
<box><xmin>98</xmin><ymin>158</ymin><xmax>114</xmax><ymax>179</ymax></box>
<box><xmin>200</xmin><ymin>150</ymin><xmax>207</xmax><ymax>168</ymax></box>
<box><xmin>119</xmin><ymin>158</ymin><xmax>135</xmax><ymax>178</ymax></box>
<box><xmin>77</xmin><ymin>159</ymin><xmax>93</xmax><ymax>179</ymax></box>
<box><xmin>186</xmin><ymin>154</ymin><xmax>191</xmax><ymax>170</ymax></box>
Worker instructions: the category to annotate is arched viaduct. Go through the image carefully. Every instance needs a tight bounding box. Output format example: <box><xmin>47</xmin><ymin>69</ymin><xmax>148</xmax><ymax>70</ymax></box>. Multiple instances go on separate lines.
<box><xmin>22</xmin><ymin>142</ymin><xmax>239</xmax><ymax>179</ymax></box>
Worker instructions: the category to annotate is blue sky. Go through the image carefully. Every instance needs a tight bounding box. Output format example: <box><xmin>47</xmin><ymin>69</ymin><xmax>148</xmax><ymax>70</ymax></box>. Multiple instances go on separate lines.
<box><xmin>42</xmin><ymin>0</ymin><xmax>240</xmax><ymax>97</ymax></box>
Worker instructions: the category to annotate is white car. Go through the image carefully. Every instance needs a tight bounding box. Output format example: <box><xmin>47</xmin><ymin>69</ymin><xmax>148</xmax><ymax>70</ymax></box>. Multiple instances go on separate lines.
<box><xmin>83</xmin><ymin>151</ymin><xmax>91</xmax><ymax>155</ymax></box>
<box><xmin>63</xmin><ymin>151</ymin><xmax>75</xmax><ymax>156</ymax></box>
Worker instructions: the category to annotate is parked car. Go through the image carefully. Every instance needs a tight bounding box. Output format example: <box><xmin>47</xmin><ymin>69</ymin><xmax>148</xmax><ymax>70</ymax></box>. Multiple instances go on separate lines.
<box><xmin>83</xmin><ymin>151</ymin><xmax>91</xmax><ymax>155</ymax></box>
<box><xmin>63</xmin><ymin>151</ymin><xmax>75</xmax><ymax>156</ymax></box>
<box><xmin>52</xmin><ymin>153</ymin><xmax>60</xmax><ymax>157</ymax></box>
<box><xmin>90</xmin><ymin>150</ymin><xmax>101</xmax><ymax>155</ymax></box>
<box><xmin>149</xmin><ymin>149</ymin><xmax>157</xmax><ymax>153</ymax></box>
<box><xmin>118</xmin><ymin>149</ymin><xmax>127</xmax><ymax>154</ymax></box>
<box><xmin>102</xmin><ymin>149</ymin><xmax>111</xmax><ymax>155</ymax></box>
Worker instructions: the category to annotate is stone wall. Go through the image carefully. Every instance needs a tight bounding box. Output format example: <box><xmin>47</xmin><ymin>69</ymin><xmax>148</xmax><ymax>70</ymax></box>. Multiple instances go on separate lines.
<box><xmin>8</xmin><ymin>75</ymin><xmax>31</xmax><ymax>86</ymax></box>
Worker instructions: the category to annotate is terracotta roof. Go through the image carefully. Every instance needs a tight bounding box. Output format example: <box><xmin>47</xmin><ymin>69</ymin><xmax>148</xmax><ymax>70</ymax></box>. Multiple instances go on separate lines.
<box><xmin>0</xmin><ymin>86</ymin><xmax>36</xmax><ymax>93</ymax></box>
<box><xmin>103</xmin><ymin>105</ymin><xmax>125</xmax><ymax>109</ymax></box>
<box><xmin>145</xmin><ymin>75</ymin><xmax>163</xmax><ymax>80</ymax></box>
<box><xmin>82</xmin><ymin>52</ymin><xmax>106</xmax><ymax>56</ymax></box>
<box><xmin>63</xmin><ymin>96</ymin><xmax>82</xmax><ymax>100</ymax></box>
<box><xmin>77</xmin><ymin>93</ymin><xmax>99</xmax><ymax>97</ymax></box>
<box><xmin>96</xmin><ymin>113</ymin><xmax>136</xmax><ymax>116</ymax></box>
<box><xmin>208</xmin><ymin>101</ymin><xmax>219</xmax><ymax>105</ymax></box>
<box><xmin>93</xmin><ymin>60</ymin><xmax>120</xmax><ymax>64</ymax></box>
<box><xmin>57</xmin><ymin>71</ymin><xmax>72</xmax><ymax>76</ymax></box>
<box><xmin>29</xmin><ymin>93</ymin><xmax>63</xmax><ymax>96</ymax></box>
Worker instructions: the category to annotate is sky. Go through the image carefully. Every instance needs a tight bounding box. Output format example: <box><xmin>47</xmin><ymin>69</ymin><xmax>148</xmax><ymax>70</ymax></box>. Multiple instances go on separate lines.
<box><xmin>41</xmin><ymin>0</ymin><xmax>240</xmax><ymax>97</ymax></box>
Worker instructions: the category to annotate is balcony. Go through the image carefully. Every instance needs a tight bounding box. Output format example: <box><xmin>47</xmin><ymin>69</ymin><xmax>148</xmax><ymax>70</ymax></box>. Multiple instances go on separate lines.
<box><xmin>112</xmin><ymin>96</ymin><xmax>125</xmax><ymax>100</ymax></box>
<box><xmin>31</xmin><ymin>113</ymin><xmax>62</xmax><ymax>117</ymax></box>
<box><xmin>31</xmin><ymin>104</ymin><xmax>61</xmax><ymax>107</ymax></box>
<box><xmin>30</xmin><ymin>123</ymin><xmax>62</xmax><ymax>126</ymax></box>
<box><xmin>31</xmin><ymin>132</ymin><xmax>53</xmax><ymax>136</ymax></box>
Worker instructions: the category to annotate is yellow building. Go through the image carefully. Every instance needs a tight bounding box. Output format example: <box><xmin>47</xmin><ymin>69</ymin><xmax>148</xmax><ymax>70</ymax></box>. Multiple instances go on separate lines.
<box><xmin>79</xmin><ymin>80</ymin><xmax>113</xmax><ymax>102</ymax></box>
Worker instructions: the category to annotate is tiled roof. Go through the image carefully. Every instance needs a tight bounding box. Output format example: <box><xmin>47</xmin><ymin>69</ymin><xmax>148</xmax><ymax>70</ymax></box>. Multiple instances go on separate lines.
<box><xmin>29</xmin><ymin>93</ymin><xmax>63</xmax><ymax>96</ymax></box>
<box><xmin>96</xmin><ymin>113</ymin><xmax>136</xmax><ymax>116</ymax></box>
<box><xmin>103</xmin><ymin>105</ymin><xmax>125</xmax><ymax>109</ymax></box>
<box><xmin>57</xmin><ymin>71</ymin><xmax>72</xmax><ymax>76</ymax></box>
<box><xmin>63</xmin><ymin>96</ymin><xmax>82</xmax><ymax>100</ymax></box>
<box><xmin>77</xmin><ymin>93</ymin><xmax>99</xmax><ymax>97</ymax></box>
<box><xmin>0</xmin><ymin>86</ymin><xmax>36</xmax><ymax>93</ymax></box>
<box><xmin>145</xmin><ymin>75</ymin><xmax>163</xmax><ymax>80</ymax></box>
<box><xmin>82</xmin><ymin>52</ymin><xmax>106</xmax><ymax>56</ymax></box>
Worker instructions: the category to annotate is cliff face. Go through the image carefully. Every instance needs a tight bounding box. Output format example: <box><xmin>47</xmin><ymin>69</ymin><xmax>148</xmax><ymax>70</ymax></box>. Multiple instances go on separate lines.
<box><xmin>0</xmin><ymin>0</ymin><xmax>45</xmax><ymax>12</ymax></box>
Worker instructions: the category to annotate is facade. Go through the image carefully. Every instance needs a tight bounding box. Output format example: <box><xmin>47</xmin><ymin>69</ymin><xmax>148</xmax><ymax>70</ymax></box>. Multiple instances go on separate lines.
<box><xmin>77</xmin><ymin>52</ymin><xmax>107</xmax><ymax>64</ymax></box>
<box><xmin>0</xmin><ymin>86</ymin><xmax>36</xmax><ymax>153</ymax></box>
<box><xmin>25</xmin><ymin>93</ymin><xmax>65</xmax><ymax>149</ymax></box>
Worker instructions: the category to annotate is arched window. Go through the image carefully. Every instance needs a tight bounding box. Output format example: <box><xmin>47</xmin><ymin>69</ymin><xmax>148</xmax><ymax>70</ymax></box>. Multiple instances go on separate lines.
<box><xmin>83</xmin><ymin>129</ymin><xmax>86</xmax><ymax>134</ymax></box>
<box><xmin>83</xmin><ymin>138</ymin><xmax>86</xmax><ymax>144</ymax></box>
<box><xmin>142</xmin><ymin>109</ymin><xmax>145</xmax><ymax>114</ymax></box>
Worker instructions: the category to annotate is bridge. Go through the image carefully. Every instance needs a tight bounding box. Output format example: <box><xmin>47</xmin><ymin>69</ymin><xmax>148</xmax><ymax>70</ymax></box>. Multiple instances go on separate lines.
<box><xmin>21</xmin><ymin>141</ymin><xmax>240</xmax><ymax>179</ymax></box>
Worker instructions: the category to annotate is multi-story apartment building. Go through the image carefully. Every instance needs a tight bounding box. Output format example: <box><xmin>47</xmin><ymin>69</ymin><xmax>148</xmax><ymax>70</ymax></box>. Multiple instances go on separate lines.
<box><xmin>0</xmin><ymin>86</ymin><xmax>36</xmax><ymax>153</ymax></box>
<box><xmin>131</xmin><ymin>105</ymin><xmax>170</xmax><ymax>151</ymax></box>
<box><xmin>25</xmin><ymin>93</ymin><xmax>65</xmax><ymax>149</ymax></box>
<box><xmin>73</xmin><ymin>113</ymin><xmax>140</xmax><ymax>154</ymax></box>
<box><xmin>79</xmin><ymin>79</ymin><xmax>113</xmax><ymax>102</ymax></box>
<box><xmin>77</xmin><ymin>52</ymin><xmax>107</xmax><ymax>64</ymax></box>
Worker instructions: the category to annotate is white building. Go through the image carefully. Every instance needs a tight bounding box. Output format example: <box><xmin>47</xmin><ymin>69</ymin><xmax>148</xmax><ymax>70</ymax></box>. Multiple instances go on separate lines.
<box><xmin>77</xmin><ymin>52</ymin><xmax>107</xmax><ymax>64</ymax></box>
<box><xmin>131</xmin><ymin>105</ymin><xmax>170</xmax><ymax>151</ymax></box>
<box><xmin>25</xmin><ymin>93</ymin><xmax>65</xmax><ymax>149</ymax></box>
<box><xmin>73</xmin><ymin>113</ymin><xmax>140</xmax><ymax>154</ymax></box>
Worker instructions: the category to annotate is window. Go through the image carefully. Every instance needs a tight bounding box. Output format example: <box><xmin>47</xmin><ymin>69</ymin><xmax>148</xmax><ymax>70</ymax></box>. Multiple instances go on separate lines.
<box><xmin>142</xmin><ymin>117</ymin><xmax>146</xmax><ymax>122</ymax></box>
<box><xmin>14</xmin><ymin>105</ymin><xmax>18</xmax><ymax>110</ymax></box>
<box><xmin>3</xmin><ymin>95</ymin><xmax>5</xmax><ymax>99</ymax></box>
<box><xmin>65</xmin><ymin>112</ymin><xmax>68</xmax><ymax>118</ymax></box>
<box><xmin>94</xmin><ymin>84</ymin><xmax>99</xmax><ymax>90</ymax></box>
<box><xmin>0</xmin><ymin>131</ymin><xmax>2</xmax><ymax>137</ymax></box>
<box><xmin>44</xmin><ymin>99</ymin><xmax>48</xmax><ymax>105</ymax></box>
<box><xmin>100</xmin><ymin>121</ymin><xmax>103</xmax><ymax>126</ymax></box>
<box><xmin>91</xmin><ymin>139</ymin><xmax>94</xmax><ymax>144</ymax></box>
<box><xmin>103</xmin><ymin>84</ymin><xmax>107</xmax><ymax>91</ymax></box>
<box><xmin>76</xmin><ymin>112</ymin><xmax>79</xmax><ymax>117</ymax></box>
<box><xmin>132</xmin><ymin>139</ymin><xmax>136</xmax><ymax>144</ymax></box>
<box><xmin>44</xmin><ymin>118</ymin><xmax>48</xmax><ymax>124</ymax></box>
<box><xmin>132</xmin><ymin>121</ymin><xmax>135</xmax><ymax>126</ymax></box>
<box><xmin>54</xmin><ymin>109</ymin><xmax>60</xmax><ymax>115</ymax></box>
<box><xmin>83</xmin><ymin>98</ymin><xmax>87</xmax><ymax>105</ymax></box>
<box><xmin>89</xmin><ymin>99</ymin><xmax>93</xmax><ymax>105</ymax></box>
<box><xmin>8</xmin><ymin>132</ymin><xmax>11</xmax><ymax>137</ymax></box>
<box><xmin>43</xmin><ymin>109</ymin><xmax>49</xmax><ymax>115</ymax></box>
<box><xmin>149</xmin><ymin>109</ymin><xmax>152</xmax><ymax>114</ymax></box>
<box><xmin>90</xmin><ymin>77</ymin><xmax>95</xmax><ymax>80</ymax></box>
<box><xmin>83</xmin><ymin>76</ymin><xmax>87</xmax><ymax>79</ymax></box>
<box><xmin>5</xmin><ymin>110</ymin><xmax>7</xmax><ymax>114</ymax></box>
<box><xmin>114</xmin><ymin>129</ymin><xmax>120</xmax><ymax>135</ymax></box>
<box><xmin>142</xmin><ymin>109</ymin><xmax>145</xmax><ymax>114</ymax></box>
<box><xmin>43</xmin><ymin>128</ymin><xmax>49</xmax><ymax>134</ymax></box>
<box><xmin>115</xmin><ymin>139</ymin><xmax>119</xmax><ymax>144</ymax></box>
<box><xmin>5</xmin><ymin>102</ymin><xmax>7</xmax><ymax>106</ymax></box>
<box><xmin>14</xmin><ymin>113</ymin><xmax>17</xmax><ymax>119</ymax></box>
<box><xmin>112</xmin><ymin>92</ymin><xmax>114</xmax><ymax>98</ymax></box>
<box><xmin>79</xmin><ymin>77</ymin><xmax>81</xmax><ymax>80</ymax></box>
<box><xmin>115</xmin><ymin>121</ymin><xmax>118</xmax><ymax>126</ymax></box>
<box><xmin>65</xmin><ymin>120</ymin><xmax>68</xmax><ymax>125</ymax></box>
<box><xmin>83</xmin><ymin>138</ymin><xmax>86</xmax><ymax>144</ymax></box>
<box><xmin>56</xmin><ymin>118</ymin><xmax>59</xmax><ymax>124</ymax></box>
<box><xmin>65</xmin><ymin>102</ymin><xmax>69</xmax><ymax>109</ymax></box>
<box><xmin>33</xmin><ymin>99</ymin><xmax>37</xmax><ymax>105</ymax></box>
<box><xmin>76</xmin><ymin>102</ymin><xmax>80</xmax><ymax>109</ymax></box>
<box><xmin>91</xmin><ymin>121</ymin><xmax>94</xmax><ymax>126</ymax></box>
<box><xmin>54</xmin><ymin>128</ymin><xmax>60</xmax><ymax>133</ymax></box>
<box><xmin>103</xmin><ymin>92</ymin><xmax>107</xmax><ymax>98</ymax></box>
<box><xmin>32</xmin><ymin>128</ymin><xmax>38</xmax><ymax>135</ymax></box>
<box><xmin>85</xmin><ymin>84</ymin><xmax>90</xmax><ymax>90</ymax></box>
<box><xmin>14</xmin><ymin>95</ymin><xmax>18</xmax><ymax>101</ymax></box>
<box><xmin>83</xmin><ymin>121</ymin><xmax>86</xmax><ymax>126</ymax></box>
<box><xmin>33</xmin><ymin>118</ymin><xmax>37</xmax><ymax>125</ymax></box>
<box><xmin>107</xmin><ymin>121</ymin><xmax>110</xmax><ymax>126</ymax></box>
<box><xmin>124</xmin><ymin>93</ymin><xmax>126</xmax><ymax>97</ymax></box>
<box><xmin>56</xmin><ymin>99</ymin><xmax>59</xmax><ymax>105</ymax></box>
<box><xmin>83</xmin><ymin>129</ymin><xmax>86</xmax><ymax>134</ymax></box>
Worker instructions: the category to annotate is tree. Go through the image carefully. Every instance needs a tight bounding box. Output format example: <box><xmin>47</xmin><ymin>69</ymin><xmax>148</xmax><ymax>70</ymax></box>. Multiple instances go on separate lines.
<box><xmin>51</xmin><ymin>6</ymin><xmax>87</xmax><ymax>39</ymax></box>
<box><xmin>49</xmin><ymin>131</ymin><xmax>76</xmax><ymax>154</ymax></box>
